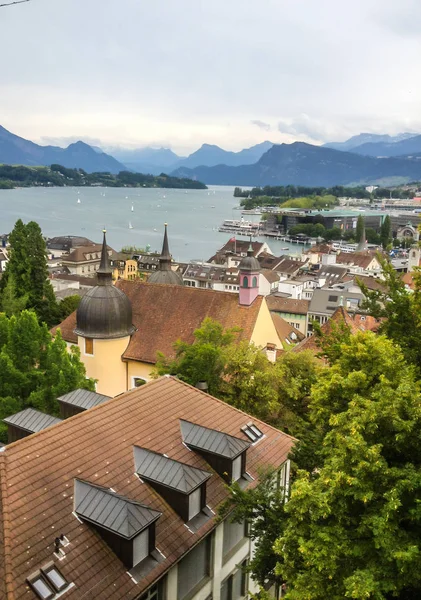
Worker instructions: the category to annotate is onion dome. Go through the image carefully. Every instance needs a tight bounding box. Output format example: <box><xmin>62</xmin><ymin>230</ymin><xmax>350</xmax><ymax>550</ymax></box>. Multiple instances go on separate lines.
<box><xmin>74</xmin><ymin>231</ymin><xmax>136</xmax><ymax>339</ymax></box>
<box><xmin>148</xmin><ymin>224</ymin><xmax>184</xmax><ymax>285</ymax></box>
<box><xmin>238</xmin><ymin>243</ymin><xmax>260</xmax><ymax>272</ymax></box>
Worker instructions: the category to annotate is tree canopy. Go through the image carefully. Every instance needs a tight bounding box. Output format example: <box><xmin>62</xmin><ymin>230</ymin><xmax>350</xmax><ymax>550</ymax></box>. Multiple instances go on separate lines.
<box><xmin>0</xmin><ymin>310</ymin><xmax>95</xmax><ymax>442</ymax></box>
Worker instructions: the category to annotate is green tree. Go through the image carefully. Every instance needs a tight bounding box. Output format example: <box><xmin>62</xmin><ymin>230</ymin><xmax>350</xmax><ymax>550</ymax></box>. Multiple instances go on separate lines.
<box><xmin>0</xmin><ymin>220</ymin><xmax>59</xmax><ymax>326</ymax></box>
<box><xmin>359</xmin><ymin>256</ymin><xmax>421</xmax><ymax>370</ymax></box>
<box><xmin>277</xmin><ymin>333</ymin><xmax>421</xmax><ymax>599</ymax></box>
<box><xmin>153</xmin><ymin>317</ymin><xmax>239</xmax><ymax>395</ymax></box>
<box><xmin>380</xmin><ymin>215</ymin><xmax>392</xmax><ymax>249</ymax></box>
<box><xmin>58</xmin><ymin>295</ymin><xmax>81</xmax><ymax>321</ymax></box>
<box><xmin>356</xmin><ymin>214</ymin><xmax>365</xmax><ymax>244</ymax></box>
<box><xmin>0</xmin><ymin>310</ymin><xmax>95</xmax><ymax>442</ymax></box>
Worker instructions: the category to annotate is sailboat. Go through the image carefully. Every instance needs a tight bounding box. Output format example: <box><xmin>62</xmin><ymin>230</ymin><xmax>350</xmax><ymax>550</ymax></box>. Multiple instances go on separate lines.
<box><xmin>77</xmin><ymin>198</ymin><xmax>81</xmax><ymax>204</ymax></box>
<box><xmin>131</xmin><ymin>203</ymin><xmax>134</xmax><ymax>212</ymax></box>
<box><xmin>129</xmin><ymin>222</ymin><xmax>133</xmax><ymax>229</ymax></box>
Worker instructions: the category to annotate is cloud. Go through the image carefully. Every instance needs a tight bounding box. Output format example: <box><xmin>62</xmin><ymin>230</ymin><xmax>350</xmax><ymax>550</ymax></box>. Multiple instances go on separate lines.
<box><xmin>251</xmin><ymin>120</ymin><xmax>271</xmax><ymax>132</ymax></box>
<box><xmin>39</xmin><ymin>136</ymin><xmax>104</xmax><ymax>148</ymax></box>
<box><xmin>1</xmin><ymin>0</ymin><xmax>421</xmax><ymax>152</ymax></box>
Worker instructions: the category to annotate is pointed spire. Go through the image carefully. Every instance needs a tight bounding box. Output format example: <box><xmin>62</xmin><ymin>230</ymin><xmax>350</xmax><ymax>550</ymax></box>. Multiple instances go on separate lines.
<box><xmin>159</xmin><ymin>223</ymin><xmax>172</xmax><ymax>271</ymax></box>
<box><xmin>247</xmin><ymin>236</ymin><xmax>254</xmax><ymax>256</ymax></box>
<box><xmin>97</xmin><ymin>229</ymin><xmax>112</xmax><ymax>285</ymax></box>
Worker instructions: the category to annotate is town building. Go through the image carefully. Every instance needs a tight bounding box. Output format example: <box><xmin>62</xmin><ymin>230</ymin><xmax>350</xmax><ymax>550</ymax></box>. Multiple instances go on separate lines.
<box><xmin>148</xmin><ymin>224</ymin><xmax>184</xmax><ymax>286</ymax></box>
<box><xmin>60</xmin><ymin>243</ymin><xmax>117</xmax><ymax>277</ymax></box>
<box><xmin>209</xmin><ymin>239</ymin><xmax>271</xmax><ymax>269</ymax></box>
<box><xmin>53</xmin><ymin>232</ymin><xmax>284</xmax><ymax>396</ymax></box>
<box><xmin>110</xmin><ymin>253</ymin><xmax>139</xmax><ymax>281</ymax></box>
<box><xmin>0</xmin><ymin>376</ymin><xmax>295</xmax><ymax>600</ymax></box>
<box><xmin>306</xmin><ymin>287</ymin><xmax>365</xmax><ymax>335</ymax></box>
<box><xmin>46</xmin><ymin>236</ymin><xmax>96</xmax><ymax>255</ymax></box>
<box><xmin>266</xmin><ymin>296</ymin><xmax>310</xmax><ymax>336</ymax></box>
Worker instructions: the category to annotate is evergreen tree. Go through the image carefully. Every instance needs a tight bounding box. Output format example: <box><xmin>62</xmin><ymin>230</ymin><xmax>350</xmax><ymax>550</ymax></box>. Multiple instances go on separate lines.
<box><xmin>0</xmin><ymin>220</ymin><xmax>59</xmax><ymax>326</ymax></box>
<box><xmin>356</xmin><ymin>214</ymin><xmax>365</xmax><ymax>244</ymax></box>
<box><xmin>380</xmin><ymin>214</ymin><xmax>392</xmax><ymax>249</ymax></box>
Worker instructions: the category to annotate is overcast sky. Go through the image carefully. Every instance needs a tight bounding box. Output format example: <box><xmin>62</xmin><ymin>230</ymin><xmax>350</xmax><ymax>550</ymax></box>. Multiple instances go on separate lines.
<box><xmin>1</xmin><ymin>0</ymin><xmax>421</xmax><ymax>153</ymax></box>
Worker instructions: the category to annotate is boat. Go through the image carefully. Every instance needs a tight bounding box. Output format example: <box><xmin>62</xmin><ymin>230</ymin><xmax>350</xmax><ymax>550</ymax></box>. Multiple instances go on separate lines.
<box><xmin>153</xmin><ymin>228</ymin><xmax>157</xmax><ymax>232</ymax></box>
<box><xmin>77</xmin><ymin>198</ymin><xmax>81</xmax><ymax>204</ymax></box>
<box><xmin>281</xmin><ymin>247</ymin><xmax>289</xmax><ymax>250</ymax></box>
<box><xmin>129</xmin><ymin>222</ymin><xmax>133</xmax><ymax>229</ymax></box>
<box><xmin>211</xmin><ymin>205</ymin><xmax>216</xmax><ymax>208</ymax></box>
<box><xmin>131</xmin><ymin>203</ymin><xmax>134</xmax><ymax>212</ymax></box>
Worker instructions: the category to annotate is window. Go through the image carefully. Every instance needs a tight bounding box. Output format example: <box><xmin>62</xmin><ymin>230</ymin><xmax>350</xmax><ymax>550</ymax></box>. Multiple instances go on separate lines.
<box><xmin>242</xmin><ymin>276</ymin><xmax>249</xmax><ymax>288</ymax></box>
<box><xmin>223</xmin><ymin>519</ymin><xmax>247</xmax><ymax>559</ymax></box>
<box><xmin>28</xmin><ymin>576</ymin><xmax>54</xmax><ymax>599</ymax></box>
<box><xmin>139</xmin><ymin>580</ymin><xmax>166</xmax><ymax>600</ymax></box>
<box><xmin>328</xmin><ymin>295</ymin><xmax>338</xmax><ymax>302</ymax></box>
<box><xmin>220</xmin><ymin>563</ymin><xmax>247</xmax><ymax>600</ymax></box>
<box><xmin>133</xmin><ymin>377</ymin><xmax>147</xmax><ymax>387</ymax></box>
<box><xmin>133</xmin><ymin>528</ymin><xmax>149</xmax><ymax>566</ymax></box>
<box><xmin>232</xmin><ymin>455</ymin><xmax>242</xmax><ymax>481</ymax></box>
<box><xmin>177</xmin><ymin>536</ymin><xmax>211</xmax><ymax>599</ymax></box>
<box><xmin>188</xmin><ymin>487</ymin><xmax>202</xmax><ymax>521</ymax></box>
<box><xmin>42</xmin><ymin>564</ymin><xmax>68</xmax><ymax>592</ymax></box>
<box><xmin>252</xmin><ymin>276</ymin><xmax>257</xmax><ymax>287</ymax></box>
<box><xmin>85</xmin><ymin>337</ymin><xmax>93</xmax><ymax>355</ymax></box>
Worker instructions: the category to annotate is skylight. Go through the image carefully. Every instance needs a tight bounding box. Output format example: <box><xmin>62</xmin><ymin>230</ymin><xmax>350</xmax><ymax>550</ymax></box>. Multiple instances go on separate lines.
<box><xmin>241</xmin><ymin>423</ymin><xmax>264</xmax><ymax>443</ymax></box>
<box><xmin>27</xmin><ymin>563</ymin><xmax>70</xmax><ymax>599</ymax></box>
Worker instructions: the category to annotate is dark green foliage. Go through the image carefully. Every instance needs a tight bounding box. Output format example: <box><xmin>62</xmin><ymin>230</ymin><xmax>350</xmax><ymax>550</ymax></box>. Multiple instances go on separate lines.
<box><xmin>0</xmin><ymin>311</ymin><xmax>95</xmax><ymax>443</ymax></box>
<box><xmin>380</xmin><ymin>215</ymin><xmax>392</xmax><ymax>249</ymax></box>
<box><xmin>360</xmin><ymin>256</ymin><xmax>421</xmax><ymax>370</ymax></box>
<box><xmin>0</xmin><ymin>219</ymin><xmax>59</xmax><ymax>327</ymax></box>
<box><xmin>356</xmin><ymin>214</ymin><xmax>365</xmax><ymax>244</ymax></box>
<box><xmin>58</xmin><ymin>295</ymin><xmax>81</xmax><ymax>321</ymax></box>
<box><xmin>0</xmin><ymin>164</ymin><xmax>207</xmax><ymax>189</ymax></box>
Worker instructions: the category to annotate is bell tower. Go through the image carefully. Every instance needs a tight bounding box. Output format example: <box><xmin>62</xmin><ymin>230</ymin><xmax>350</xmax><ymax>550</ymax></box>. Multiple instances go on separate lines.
<box><xmin>238</xmin><ymin>242</ymin><xmax>260</xmax><ymax>306</ymax></box>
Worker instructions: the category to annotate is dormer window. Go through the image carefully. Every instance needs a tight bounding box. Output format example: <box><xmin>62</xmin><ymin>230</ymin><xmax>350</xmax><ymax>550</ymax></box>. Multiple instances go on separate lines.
<box><xmin>180</xmin><ymin>420</ymin><xmax>250</xmax><ymax>484</ymax></box>
<box><xmin>74</xmin><ymin>479</ymin><xmax>161</xmax><ymax>570</ymax></box>
<box><xmin>134</xmin><ymin>447</ymin><xmax>211</xmax><ymax>524</ymax></box>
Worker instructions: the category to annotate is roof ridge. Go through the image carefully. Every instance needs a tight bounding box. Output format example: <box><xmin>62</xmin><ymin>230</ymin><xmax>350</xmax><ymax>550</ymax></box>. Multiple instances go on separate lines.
<box><xmin>0</xmin><ymin>454</ymin><xmax>15</xmax><ymax>599</ymax></box>
<box><xmin>116</xmin><ymin>279</ymin><xmax>265</xmax><ymax>301</ymax></box>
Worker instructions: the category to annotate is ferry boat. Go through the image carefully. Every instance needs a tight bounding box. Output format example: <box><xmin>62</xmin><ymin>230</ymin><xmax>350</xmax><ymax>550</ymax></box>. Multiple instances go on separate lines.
<box><xmin>218</xmin><ymin>218</ymin><xmax>261</xmax><ymax>235</ymax></box>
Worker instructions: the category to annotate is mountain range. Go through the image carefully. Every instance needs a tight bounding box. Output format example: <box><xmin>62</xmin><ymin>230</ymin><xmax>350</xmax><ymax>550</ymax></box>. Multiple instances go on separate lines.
<box><xmin>171</xmin><ymin>142</ymin><xmax>421</xmax><ymax>187</ymax></box>
<box><xmin>0</xmin><ymin>126</ymin><xmax>126</xmax><ymax>174</ymax></box>
<box><xmin>109</xmin><ymin>141</ymin><xmax>274</xmax><ymax>174</ymax></box>
<box><xmin>2</xmin><ymin>125</ymin><xmax>421</xmax><ymax>186</ymax></box>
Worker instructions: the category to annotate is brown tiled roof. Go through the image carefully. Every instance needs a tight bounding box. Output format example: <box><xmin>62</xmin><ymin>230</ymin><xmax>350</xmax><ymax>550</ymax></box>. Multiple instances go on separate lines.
<box><xmin>271</xmin><ymin>313</ymin><xmax>304</xmax><ymax>345</ymax></box>
<box><xmin>335</xmin><ymin>252</ymin><xmax>380</xmax><ymax>269</ymax></box>
<box><xmin>53</xmin><ymin>281</ymin><xmax>264</xmax><ymax>362</ymax></box>
<box><xmin>261</xmin><ymin>269</ymin><xmax>280</xmax><ymax>284</ymax></box>
<box><xmin>266</xmin><ymin>296</ymin><xmax>310</xmax><ymax>315</ymax></box>
<box><xmin>0</xmin><ymin>376</ymin><xmax>295</xmax><ymax>599</ymax></box>
<box><xmin>275</xmin><ymin>258</ymin><xmax>307</xmax><ymax>275</ymax></box>
<box><xmin>402</xmin><ymin>272</ymin><xmax>416</xmax><ymax>290</ymax></box>
<box><xmin>62</xmin><ymin>244</ymin><xmax>116</xmax><ymax>263</ymax></box>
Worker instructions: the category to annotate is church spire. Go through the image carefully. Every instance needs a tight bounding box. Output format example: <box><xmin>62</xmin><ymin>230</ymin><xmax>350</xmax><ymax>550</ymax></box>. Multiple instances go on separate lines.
<box><xmin>97</xmin><ymin>229</ymin><xmax>112</xmax><ymax>286</ymax></box>
<box><xmin>159</xmin><ymin>223</ymin><xmax>172</xmax><ymax>271</ymax></box>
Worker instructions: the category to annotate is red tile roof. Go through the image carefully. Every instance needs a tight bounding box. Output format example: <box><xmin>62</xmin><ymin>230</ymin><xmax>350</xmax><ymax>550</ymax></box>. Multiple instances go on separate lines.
<box><xmin>271</xmin><ymin>314</ymin><xmax>304</xmax><ymax>345</ymax></box>
<box><xmin>53</xmin><ymin>282</ymin><xmax>264</xmax><ymax>363</ymax></box>
<box><xmin>0</xmin><ymin>376</ymin><xmax>294</xmax><ymax>599</ymax></box>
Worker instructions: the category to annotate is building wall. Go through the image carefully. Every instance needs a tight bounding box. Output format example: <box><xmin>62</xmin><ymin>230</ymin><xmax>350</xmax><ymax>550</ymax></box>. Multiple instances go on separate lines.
<box><xmin>274</xmin><ymin>311</ymin><xmax>307</xmax><ymax>335</ymax></box>
<box><xmin>77</xmin><ymin>335</ymin><xmax>131</xmax><ymax>396</ymax></box>
<box><xmin>251</xmin><ymin>300</ymin><xmax>282</xmax><ymax>350</ymax></box>
<box><xmin>127</xmin><ymin>360</ymin><xmax>155</xmax><ymax>388</ymax></box>
<box><xmin>164</xmin><ymin>519</ymin><xmax>258</xmax><ymax>600</ymax></box>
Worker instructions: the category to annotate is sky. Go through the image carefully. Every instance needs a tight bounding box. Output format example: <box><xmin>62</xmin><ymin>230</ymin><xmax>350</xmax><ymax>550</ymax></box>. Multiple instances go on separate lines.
<box><xmin>1</xmin><ymin>0</ymin><xmax>421</xmax><ymax>154</ymax></box>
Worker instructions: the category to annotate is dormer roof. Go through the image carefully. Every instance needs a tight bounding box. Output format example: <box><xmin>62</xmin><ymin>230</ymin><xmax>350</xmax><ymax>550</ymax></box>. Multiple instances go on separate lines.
<box><xmin>180</xmin><ymin>419</ymin><xmax>250</xmax><ymax>459</ymax></box>
<box><xmin>74</xmin><ymin>479</ymin><xmax>161</xmax><ymax>540</ymax></box>
<box><xmin>57</xmin><ymin>389</ymin><xmax>111</xmax><ymax>410</ymax></box>
<box><xmin>3</xmin><ymin>408</ymin><xmax>62</xmax><ymax>434</ymax></box>
<box><xmin>134</xmin><ymin>447</ymin><xmax>211</xmax><ymax>494</ymax></box>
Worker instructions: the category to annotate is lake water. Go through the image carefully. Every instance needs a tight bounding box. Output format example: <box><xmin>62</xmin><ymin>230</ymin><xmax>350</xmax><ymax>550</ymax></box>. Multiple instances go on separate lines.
<box><xmin>0</xmin><ymin>186</ymin><xmax>306</xmax><ymax>262</ymax></box>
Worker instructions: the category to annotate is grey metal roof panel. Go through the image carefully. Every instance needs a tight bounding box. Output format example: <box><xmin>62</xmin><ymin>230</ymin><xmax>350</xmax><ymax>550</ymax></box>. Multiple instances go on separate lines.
<box><xmin>3</xmin><ymin>408</ymin><xmax>62</xmax><ymax>433</ymax></box>
<box><xmin>133</xmin><ymin>447</ymin><xmax>211</xmax><ymax>494</ymax></box>
<box><xmin>57</xmin><ymin>389</ymin><xmax>111</xmax><ymax>410</ymax></box>
<box><xmin>180</xmin><ymin>420</ymin><xmax>250</xmax><ymax>459</ymax></box>
<box><xmin>74</xmin><ymin>479</ymin><xmax>161</xmax><ymax>540</ymax></box>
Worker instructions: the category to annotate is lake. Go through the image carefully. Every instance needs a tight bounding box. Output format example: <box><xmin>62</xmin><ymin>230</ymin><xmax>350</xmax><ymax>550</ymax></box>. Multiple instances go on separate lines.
<box><xmin>0</xmin><ymin>185</ymin><xmax>306</xmax><ymax>262</ymax></box>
